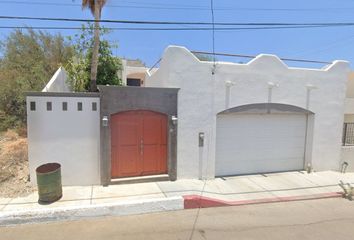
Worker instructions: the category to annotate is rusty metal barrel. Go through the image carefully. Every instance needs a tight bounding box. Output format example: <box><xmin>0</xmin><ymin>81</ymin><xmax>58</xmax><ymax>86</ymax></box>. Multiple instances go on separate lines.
<box><xmin>36</xmin><ymin>163</ymin><xmax>62</xmax><ymax>203</ymax></box>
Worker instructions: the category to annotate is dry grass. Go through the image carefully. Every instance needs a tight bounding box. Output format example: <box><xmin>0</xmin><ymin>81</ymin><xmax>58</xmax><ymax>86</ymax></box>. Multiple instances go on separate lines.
<box><xmin>0</xmin><ymin>130</ymin><xmax>35</xmax><ymax>197</ymax></box>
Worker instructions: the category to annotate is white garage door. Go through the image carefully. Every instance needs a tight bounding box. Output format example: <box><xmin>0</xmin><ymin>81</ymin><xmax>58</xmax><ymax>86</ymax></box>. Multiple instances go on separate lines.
<box><xmin>215</xmin><ymin>113</ymin><xmax>306</xmax><ymax>176</ymax></box>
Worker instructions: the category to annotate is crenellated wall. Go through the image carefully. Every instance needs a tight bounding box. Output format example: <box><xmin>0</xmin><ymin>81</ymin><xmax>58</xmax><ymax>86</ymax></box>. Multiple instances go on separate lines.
<box><xmin>146</xmin><ymin>46</ymin><xmax>351</xmax><ymax>179</ymax></box>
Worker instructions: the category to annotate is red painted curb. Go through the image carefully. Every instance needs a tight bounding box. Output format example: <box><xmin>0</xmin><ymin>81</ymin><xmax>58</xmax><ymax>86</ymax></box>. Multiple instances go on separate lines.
<box><xmin>183</xmin><ymin>192</ymin><xmax>343</xmax><ymax>209</ymax></box>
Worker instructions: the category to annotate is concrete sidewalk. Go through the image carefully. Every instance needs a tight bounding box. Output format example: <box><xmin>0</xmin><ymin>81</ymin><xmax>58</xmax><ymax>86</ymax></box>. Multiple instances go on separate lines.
<box><xmin>0</xmin><ymin>171</ymin><xmax>353</xmax><ymax>224</ymax></box>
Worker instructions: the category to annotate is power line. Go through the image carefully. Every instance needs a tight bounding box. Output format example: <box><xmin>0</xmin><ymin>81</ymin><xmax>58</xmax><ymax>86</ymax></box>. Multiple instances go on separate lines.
<box><xmin>2</xmin><ymin>0</ymin><xmax>354</xmax><ymax>12</ymax></box>
<box><xmin>191</xmin><ymin>51</ymin><xmax>332</xmax><ymax>64</ymax></box>
<box><xmin>3</xmin><ymin>15</ymin><xmax>354</xmax><ymax>27</ymax></box>
<box><xmin>189</xmin><ymin>1</ymin><xmax>217</xmax><ymax>239</ymax></box>
<box><xmin>0</xmin><ymin>0</ymin><xmax>210</xmax><ymax>9</ymax></box>
<box><xmin>0</xmin><ymin>15</ymin><xmax>244</xmax><ymax>25</ymax></box>
<box><xmin>210</xmin><ymin>0</ymin><xmax>216</xmax><ymax>64</ymax></box>
<box><xmin>1</xmin><ymin>24</ymin><xmax>354</xmax><ymax>31</ymax></box>
<box><xmin>292</xmin><ymin>35</ymin><xmax>354</xmax><ymax>58</ymax></box>
<box><xmin>0</xmin><ymin>25</ymin><xmax>354</xmax><ymax>31</ymax></box>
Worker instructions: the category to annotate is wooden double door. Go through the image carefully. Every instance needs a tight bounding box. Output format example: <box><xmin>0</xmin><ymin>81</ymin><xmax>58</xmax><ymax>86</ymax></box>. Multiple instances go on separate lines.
<box><xmin>111</xmin><ymin>110</ymin><xmax>168</xmax><ymax>178</ymax></box>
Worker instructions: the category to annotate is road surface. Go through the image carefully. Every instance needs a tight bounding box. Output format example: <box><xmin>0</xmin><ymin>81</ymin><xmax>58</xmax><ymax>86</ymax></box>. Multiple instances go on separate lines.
<box><xmin>1</xmin><ymin>198</ymin><xmax>354</xmax><ymax>240</ymax></box>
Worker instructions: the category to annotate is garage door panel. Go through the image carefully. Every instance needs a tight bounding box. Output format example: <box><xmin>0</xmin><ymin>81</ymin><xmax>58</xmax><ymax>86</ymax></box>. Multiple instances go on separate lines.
<box><xmin>220</xmin><ymin>146</ymin><xmax>305</xmax><ymax>155</ymax></box>
<box><xmin>217</xmin><ymin>138</ymin><xmax>305</xmax><ymax>148</ymax></box>
<box><xmin>217</xmin><ymin>158</ymin><xmax>304</xmax><ymax>176</ymax></box>
<box><xmin>216</xmin><ymin>113</ymin><xmax>306</xmax><ymax>176</ymax></box>
<box><xmin>217</xmin><ymin>139</ymin><xmax>305</xmax><ymax>152</ymax></box>
<box><xmin>217</xmin><ymin>148</ymin><xmax>305</xmax><ymax>159</ymax></box>
<box><xmin>217</xmin><ymin>129</ymin><xmax>305</xmax><ymax>138</ymax></box>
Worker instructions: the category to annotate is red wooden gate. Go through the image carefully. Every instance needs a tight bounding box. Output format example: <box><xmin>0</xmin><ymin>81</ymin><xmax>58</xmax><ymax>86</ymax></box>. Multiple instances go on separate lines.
<box><xmin>111</xmin><ymin>110</ymin><xmax>167</xmax><ymax>178</ymax></box>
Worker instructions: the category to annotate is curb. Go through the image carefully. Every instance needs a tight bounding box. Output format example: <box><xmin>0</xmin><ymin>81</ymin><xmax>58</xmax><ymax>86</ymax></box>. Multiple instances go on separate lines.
<box><xmin>183</xmin><ymin>192</ymin><xmax>343</xmax><ymax>209</ymax></box>
<box><xmin>0</xmin><ymin>196</ymin><xmax>184</xmax><ymax>226</ymax></box>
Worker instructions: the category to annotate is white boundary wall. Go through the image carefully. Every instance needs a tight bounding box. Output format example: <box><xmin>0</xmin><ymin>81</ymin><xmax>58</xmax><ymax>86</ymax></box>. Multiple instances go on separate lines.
<box><xmin>26</xmin><ymin>95</ymin><xmax>100</xmax><ymax>185</ymax></box>
<box><xmin>146</xmin><ymin>46</ymin><xmax>351</xmax><ymax>179</ymax></box>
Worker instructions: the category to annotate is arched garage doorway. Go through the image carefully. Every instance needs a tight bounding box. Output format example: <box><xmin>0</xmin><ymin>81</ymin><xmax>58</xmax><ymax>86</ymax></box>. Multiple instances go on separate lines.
<box><xmin>215</xmin><ymin>103</ymin><xmax>314</xmax><ymax>176</ymax></box>
<box><xmin>111</xmin><ymin>110</ymin><xmax>168</xmax><ymax>178</ymax></box>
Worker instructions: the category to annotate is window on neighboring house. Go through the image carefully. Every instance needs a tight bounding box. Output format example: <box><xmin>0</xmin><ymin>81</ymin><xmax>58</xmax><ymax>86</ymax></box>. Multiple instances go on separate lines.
<box><xmin>92</xmin><ymin>102</ymin><xmax>97</xmax><ymax>111</ymax></box>
<box><xmin>30</xmin><ymin>101</ymin><xmax>36</xmax><ymax>111</ymax></box>
<box><xmin>343</xmin><ymin>122</ymin><xmax>354</xmax><ymax>145</ymax></box>
<box><xmin>46</xmin><ymin>102</ymin><xmax>52</xmax><ymax>111</ymax></box>
<box><xmin>77</xmin><ymin>102</ymin><xmax>82</xmax><ymax>111</ymax></box>
<box><xmin>127</xmin><ymin>78</ymin><xmax>141</xmax><ymax>86</ymax></box>
<box><xmin>62</xmin><ymin>102</ymin><xmax>68</xmax><ymax>111</ymax></box>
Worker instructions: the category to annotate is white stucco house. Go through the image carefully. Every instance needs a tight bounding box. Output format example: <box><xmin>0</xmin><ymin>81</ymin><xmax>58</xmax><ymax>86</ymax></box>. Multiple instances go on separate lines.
<box><xmin>26</xmin><ymin>45</ymin><xmax>354</xmax><ymax>186</ymax></box>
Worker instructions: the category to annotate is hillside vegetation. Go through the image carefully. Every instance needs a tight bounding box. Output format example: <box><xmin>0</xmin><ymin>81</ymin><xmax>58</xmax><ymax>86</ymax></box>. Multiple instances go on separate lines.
<box><xmin>0</xmin><ymin>130</ymin><xmax>34</xmax><ymax>197</ymax></box>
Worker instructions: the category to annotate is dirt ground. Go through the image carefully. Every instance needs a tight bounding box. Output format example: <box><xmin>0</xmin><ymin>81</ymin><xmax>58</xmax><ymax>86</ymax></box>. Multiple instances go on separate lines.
<box><xmin>0</xmin><ymin>130</ymin><xmax>34</xmax><ymax>197</ymax></box>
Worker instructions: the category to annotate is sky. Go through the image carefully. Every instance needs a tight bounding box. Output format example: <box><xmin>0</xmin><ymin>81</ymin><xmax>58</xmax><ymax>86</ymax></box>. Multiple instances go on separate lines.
<box><xmin>1</xmin><ymin>0</ymin><xmax>354</xmax><ymax>68</ymax></box>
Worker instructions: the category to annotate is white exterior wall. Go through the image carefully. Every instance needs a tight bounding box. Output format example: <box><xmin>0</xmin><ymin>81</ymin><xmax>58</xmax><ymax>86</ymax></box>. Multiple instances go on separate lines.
<box><xmin>42</xmin><ymin>67</ymin><xmax>71</xmax><ymax>92</ymax></box>
<box><xmin>341</xmin><ymin>147</ymin><xmax>354</xmax><ymax>172</ymax></box>
<box><xmin>146</xmin><ymin>46</ymin><xmax>350</xmax><ymax>179</ymax></box>
<box><xmin>27</xmin><ymin>96</ymin><xmax>100</xmax><ymax>185</ymax></box>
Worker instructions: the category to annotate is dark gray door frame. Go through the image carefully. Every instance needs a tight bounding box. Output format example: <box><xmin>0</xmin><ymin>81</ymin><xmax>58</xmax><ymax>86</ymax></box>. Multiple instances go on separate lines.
<box><xmin>99</xmin><ymin>86</ymin><xmax>179</xmax><ymax>185</ymax></box>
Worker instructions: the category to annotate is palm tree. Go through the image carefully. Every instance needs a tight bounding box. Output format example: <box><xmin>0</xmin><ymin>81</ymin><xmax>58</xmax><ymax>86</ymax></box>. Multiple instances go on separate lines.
<box><xmin>82</xmin><ymin>0</ymin><xmax>107</xmax><ymax>92</ymax></box>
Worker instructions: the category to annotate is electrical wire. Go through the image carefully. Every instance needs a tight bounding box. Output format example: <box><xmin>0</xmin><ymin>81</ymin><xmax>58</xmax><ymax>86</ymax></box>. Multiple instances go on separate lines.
<box><xmin>2</xmin><ymin>1</ymin><xmax>354</xmax><ymax>12</ymax></box>
<box><xmin>191</xmin><ymin>50</ymin><xmax>332</xmax><ymax>64</ymax></box>
<box><xmin>0</xmin><ymin>1</ymin><xmax>211</xmax><ymax>10</ymax></box>
<box><xmin>188</xmin><ymin>1</ymin><xmax>216</xmax><ymax>239</ymax></box>
<box><xmin>211</xmin><ymin>0</ymin><xmax>216</xmax><ymax>65</ymax></box>
<box><xmin>287</xmin><ymin>34</ymin><xmax>354</xmax><ymax>58</ymax></box>
<box><xmin>0</xmin><ymin>0</ymin><xmax>211</xmax><ymax>9</ymax></box>
<box><xmin>1</xmin><ymin>25</ymin><xmax>354</xmax><ymax>31</ymax></box>
<box><xmin>3</xmin><ymin>15</ymin><xmax>354</xmax><ymax>27</ymax></box>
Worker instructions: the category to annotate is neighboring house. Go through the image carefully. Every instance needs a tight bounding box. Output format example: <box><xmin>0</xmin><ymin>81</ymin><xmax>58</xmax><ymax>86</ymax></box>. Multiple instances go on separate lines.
<box><xmin>120</xmin><ymin>59</ymin><xmax>157</xmax><ymax>87</ymax></box>
<box><xmin>45</xmin><ymin>59</ymin><xmax>152</xmax><ymax>91</ymax></box>
<box><xmin>26</xmin><ymin>45</ymin><xmax>352</xmax><ymax>186</ymax></box>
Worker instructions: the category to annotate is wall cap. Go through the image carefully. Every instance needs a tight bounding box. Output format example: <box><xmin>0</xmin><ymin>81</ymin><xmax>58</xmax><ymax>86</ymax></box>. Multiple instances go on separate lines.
<box><xmin>219</xmin><ymin>103</ymin><xmax>314</xmax><ymax>115</ymax></box>
<box><xmin>26</xmin><ymin>92</ymin><xmax>100</xmax><ymax>98</ymax></box>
